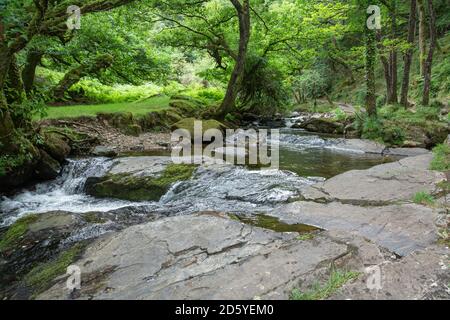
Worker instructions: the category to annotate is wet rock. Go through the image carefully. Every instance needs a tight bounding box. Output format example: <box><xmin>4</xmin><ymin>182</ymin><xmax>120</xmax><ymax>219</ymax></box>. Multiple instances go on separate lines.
<box><xmin>85</xmin><ymin>161</ymin><xmax>196</xmax><ymax>202</ymax></box>
<box><xmin>35</xmin><ymin>149</ymin><xmax>61</xmax><ymax>180</ymax></box>
<box><xmin>92</xmin><ymin>146</ymin><xmax>118</xmax><ymax>157</ymax></box>
<box><xmin>383</xmin><ymin>147</ymin><xmax>430</xmax><ymax>157</ymax></box>
<box><xmin>328</xmin><ymin>138</ymin><xmax>386</xmax><ymax>154</ymax></box>
<box><xmin>42</xmin><ymin>132</ymin><xmax>71</xmax><ymax>163</ymax></box>
<box><xmin>38</xmin><ymin>214</ymin><xmax>349</xmax><ymax>300</ymax></box>
<box><xmin>314</xmin><ymin>154</ymin><xmax>445</xmax><ymax>203</ymax></box>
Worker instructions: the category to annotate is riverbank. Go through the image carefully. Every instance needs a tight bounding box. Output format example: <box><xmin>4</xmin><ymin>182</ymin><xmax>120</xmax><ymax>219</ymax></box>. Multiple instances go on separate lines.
<box><xmin>0</xmin><ymin>143</ymin><xmax>448</xmax><ymax>299</ymax></box>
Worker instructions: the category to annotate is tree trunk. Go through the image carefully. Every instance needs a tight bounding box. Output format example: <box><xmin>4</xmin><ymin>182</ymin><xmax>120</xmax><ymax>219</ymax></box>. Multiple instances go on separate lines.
<box><xmin>217</xmin><ymin>0</ymin><xmax>251</xmax><ymax>118</ymax></box>
<box><xmin>22</xmin><ymin>49</ymin><xmax>44</xmax><ymax>94</ymax></box>
<box><xmin>400</xmin><ymin>0</ymin><xmax>417</xmax><ymax>107</ymax></box>
<box><xmin>366</xmin><ymin>15</ymin><xmax>377</xmax><ymax>116</ymax></box>
<box><xmin>422</xmin><ymin>0</ymin><xmax>436</xmax><ymax>106</ymax></box>
<box><xmin>387</xmin><ymin>0</ymin><xmax>398</xmax><ymax>104</ymax></box>
<box><xmin>53</xmin><ymin>54</ymin><xmax>113</xmax><ymax>101</ymax></box>
<box><xmin>417</xmin><ymin>0</ymin><xmax>427</xmax><ymax>76</ymax></box>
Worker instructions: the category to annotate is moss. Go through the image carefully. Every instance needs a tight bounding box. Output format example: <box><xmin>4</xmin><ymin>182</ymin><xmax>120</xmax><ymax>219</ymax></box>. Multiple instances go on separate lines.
<box><xmin>171</xmin><ymin>118</ymin><xmax>227</xmax><ymax>139</ymax></box>
<box><xmin>235</xmin><ymin>214</ymin><xmax>320</xmax><ymax>234</ymax></box>
<box><xmin>0</xmin><ymin>214</ymin><xmax>39</xmax><ymax>252</ymax></box>
<box><xmin>87</xmin><ymin>163</ymin><xmax>196</xmax><ymax>201</ymax></box>
<box><xmin>24</xmin><ymin>243</ymin><xmax>85</xmax><ymax>295</ymax></box>
<box><xmin>431</xmin><ymin>144</ymin><xmax>450</xmax><ymax>171</ymax></box>
<box><xmin>290</xmin><ymin>269</ymin><xmax>360</xmax><ymax>300</ymax></box>
<box><xmin>83</xmin><ymin>212</ymin><xmax>107</xmax><ymax>224</ymax></box>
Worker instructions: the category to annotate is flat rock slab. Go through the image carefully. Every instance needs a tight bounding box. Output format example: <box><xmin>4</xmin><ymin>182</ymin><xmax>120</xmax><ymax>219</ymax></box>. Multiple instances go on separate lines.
<box><xmin>38</xmin><ymin>214</ymin><xmax>349</xmax><ymax>300</ymax></box>
<box><xmin>312</xmin><ymin>154</ymin><xmax>446</xmax><ymax>203</ymax></box>
<box><xmin>383</xmin><ymin>147</ymin><xmax>430</xmax><ymax>157</ymax></box>
<box><xmin>327</xmin><ymin>139</ymin><xmax>386</xmax><ymax>154</ymax></box>
<box><xmin>276</xmin><ymin>202</ymin><xmax>438</xmax><ymax>256</ymax></box>
<box><xmin>109</xmin><ymin>156</ymin><xmax>172</xmax><ymax>175</ymax></box>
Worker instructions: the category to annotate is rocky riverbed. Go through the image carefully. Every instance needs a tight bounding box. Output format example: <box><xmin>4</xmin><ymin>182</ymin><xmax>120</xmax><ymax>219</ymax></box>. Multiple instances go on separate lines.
<box><xmin>0</xmin><ymin>132</ymin><xmax>448</xmax><ymax>300</ymax></box>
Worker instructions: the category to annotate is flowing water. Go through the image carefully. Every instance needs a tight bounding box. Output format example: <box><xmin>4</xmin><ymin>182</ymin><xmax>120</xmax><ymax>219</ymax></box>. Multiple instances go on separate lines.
<box><xmin>0</xmin><ymin>129</ymin><xmax>398</xmax><ymax>227</ymax></box>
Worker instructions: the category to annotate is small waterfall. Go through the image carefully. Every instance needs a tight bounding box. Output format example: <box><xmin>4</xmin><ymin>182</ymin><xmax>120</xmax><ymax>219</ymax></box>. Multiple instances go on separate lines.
<box><xmin>0</xmin><ymin>158</ymin><xmax>134</xmax><ymax>226</ymax></box>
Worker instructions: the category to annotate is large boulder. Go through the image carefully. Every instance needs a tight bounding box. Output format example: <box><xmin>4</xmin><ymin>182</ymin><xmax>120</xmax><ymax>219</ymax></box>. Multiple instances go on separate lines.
<box><xmin>171</xmin><ymin>118</ymin><xmax>227</xmax><ymax>140</ymax></box>
<box><xmin>35</xmin><ymin>149</ymin><xmax>61</xmax><ymax>180</ymax></box>
<box><xmin>293</xmin><ymin>118</ymin><xmax>345</xmax><ymax>134</ymax></box>
<box><xmin>41</xmin><ymin>132</ymin><xmax>71</xmax><ymax>163</ymax></box>
<box><xmin>85</xmin><ymin>160</ymin><xmax>196</xmax><ymax>201</ymax></box>
<box><xmin>37</xmin><ymin>214</ymin><xmax>350</xmax><ymax>300</ymax></box>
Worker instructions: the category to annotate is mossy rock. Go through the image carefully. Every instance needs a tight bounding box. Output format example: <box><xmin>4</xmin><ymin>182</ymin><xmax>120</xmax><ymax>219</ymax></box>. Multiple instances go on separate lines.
<box><xmin>85</xmin><ymin>163</ymin><xmax>196</xmax><ymax>201</ymax></box>
<box><xmin>169</xmin><ymin>97</ymin><xmax>206</xmax><ymax>117</ymax></box>
<box><xmin>35</xmin><ymin>149</ymin><xmax>62</xmax><ymax>180</ymax></box>
<box><xmin>171</xmin><ymin>118</ymin><xmax>228</xmax><ymax>139</ymax></box>
<box><xmin>41</xmin><ymin>131</ymin><xmax>71</xmax><ymax>163</ymax></box>
<box><xmin>0</xmin><ymin>214</ymin><xmax>39</xmax><ymax>253</ymax></box>
<box><xmin>124</xmin><ymin>124</ymin><xmax>142</xmax><ymax>137</ymax></box>
<box><xmin>294</xmin><ymin>118</ymin><xmax>345</xmax><ymax>134</ymax></box>
<box><xmin>24</xmin><ymin>243</ymin><xmax>85</xmax><ymax>295</ymax></box>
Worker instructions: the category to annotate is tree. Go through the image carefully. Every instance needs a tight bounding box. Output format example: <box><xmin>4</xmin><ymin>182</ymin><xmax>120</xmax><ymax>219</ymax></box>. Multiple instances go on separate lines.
<box><xmin>217</xmin><ymin>0</ymin><xmax>250</xmax><ymax>118</ymax></box>
<box><xmin>422</xmin><ymin>0</ymin><xmax>437</xmax><ymax>106</ymax></box>
<box><xmin>365</xmin><ymin>4</ymin><xmax>377</xmax><ymax>116</ymax></box>
<box><xmin>400</xmin><ymin>0</ymin><xmax>417</xmax><ymax>107</ymax></box>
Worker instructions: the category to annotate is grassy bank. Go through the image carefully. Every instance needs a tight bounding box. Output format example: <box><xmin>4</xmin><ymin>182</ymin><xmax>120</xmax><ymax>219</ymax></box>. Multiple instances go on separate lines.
<box><xmin>38</xmin><ymin>96</ymin><xmax>171</xmax><ymax>120</ymax></box>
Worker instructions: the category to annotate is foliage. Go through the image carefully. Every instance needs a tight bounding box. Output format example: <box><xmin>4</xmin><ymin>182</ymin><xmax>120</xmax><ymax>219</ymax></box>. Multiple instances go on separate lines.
<box><xmin>290</xmin><ymin>269</ymin><xmax>360</xmax><ymax>300</ymax></box>
<box><xmin>431</xmin><ymin>144</ymin><xmax>450</xmax><ymax>171</ymax></box>
<box><xmin>238</xmin><ymin>55</ymin><xmax>289</xmax><ymax>115</ymax></box>
<box><xmin>24</xmin><ymin>243</ymin><xmax>85</xmax><ymax>294</ymax></box>
<box><xmin>413</xmin><ymin>192</ymin><xmax>436</xmax><ymax>206</ymax></box>
<box><xmin>292</xmin><ymin>69</ymin><xmax>330</xmax><ymax>106</ymax></box>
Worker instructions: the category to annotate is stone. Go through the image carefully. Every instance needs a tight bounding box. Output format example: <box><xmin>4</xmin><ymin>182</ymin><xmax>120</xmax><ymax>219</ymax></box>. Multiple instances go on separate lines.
<box><xmin>383</xmin><ymin>147</ymin><xmax>430</xmax><ymax>157</ymax></box>
<box><xmin>42</xmin><ymin>132</ymin><xmax>71</xmax><ymax>163</ymax></box>
<box><xmin>92</xmin><ymin>146</ymin><xmax>118</xmax><ymax>157</ymax></box>
<box><xmin>35</xmin><ymin>149</ymin><xmax>62</xmax><ymax>180</ymax></box>
<box><xmin>314</xmin><ymin>154</ymin><xmax>446</xmax><ymax>203</ymax></box>
<box><xmin>293</xmin><ymin>118</ymin><xmax>344</xmax><ymax>134</ymax></box>
<box><xmin>276</xmin><ymin>201</ymin><xmax>438</xmax><ymax>256</ymax></box>
<box><xmin>38</xmin><ymin>214</ymin><xmax>350</xmax><ymax>300</ymax></box>
<box><xmin>85</xmin><ymin>161</ymin><xmax>196</xmax><ymax>202</ymax></box>
<box><xmin>171</xmin><ymin>118</ymin><xmax>227</xmax><ymax>140</ymax></box>
<box><xmin>328</xmin><ymin>138</ymin><xmax>386</xmax><ymax>154</ymax></box>
<box><xmin>329</xmin><ymin>246</ymin><xmax>450</xmax><ymax>300</ymax></box>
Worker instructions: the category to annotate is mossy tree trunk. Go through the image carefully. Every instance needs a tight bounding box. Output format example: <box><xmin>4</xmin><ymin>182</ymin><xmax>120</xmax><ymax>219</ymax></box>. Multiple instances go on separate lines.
<box><xmin>217</xmin><ymin>0</ymin><xmax>251</xmax><ymax>118</ymax></box>
<box><xmin>400</xmin><ymin>0</ymin><xmax>417</xmax><ymax>108</ymax></box>
<box><xmin>422</xmin><ymin>0</ymin><xmax>437</xmax><ymax>106</ymax></box>
<box><xmin>22</xmin><ymin>49</ymin><xmax>44</xmax><ymax>95</ymax></box>
<box><xmin>417</xmin><ymin>0</ymin><xmax>427</xmax><ymax>77</ymax></box>
<box><xmin>387</xmin><ymin>0</ymin><xmax>398</xmax><ymax>104</ymax></box>
<box><xmin>53</xmin><ymin>54</ymin><xmax>113</xmax><ymax>101</ymax></box>
<box><xmin>365</xmin><ymin>11</ymin><xmax>377</xmax><ymax>117</ymax></box>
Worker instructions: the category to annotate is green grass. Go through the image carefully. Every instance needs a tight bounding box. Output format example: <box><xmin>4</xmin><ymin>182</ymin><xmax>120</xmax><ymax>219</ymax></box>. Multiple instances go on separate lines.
<box><xmin>25</xmin><ymin>243</ymin><xmax>85</xmax><ymax>295</ymax></box>
<box><xmin>290</xmin><ymin>269</ymin><xmax>360</xmax><ymax>300</ymax></box>
<box><xmin>430</xmin><ymin>143</ymin><xmax>450</xmax><ymax>171</ymax></box>
<box><xmin>39</xmin><ymin>96</ymin><xmax>170</xmax><ymax>120</ymax></box>
<box><xmin>413</xmin><ymin>191</ymin><xmax>436</xmax><ymax>206</ymax></box>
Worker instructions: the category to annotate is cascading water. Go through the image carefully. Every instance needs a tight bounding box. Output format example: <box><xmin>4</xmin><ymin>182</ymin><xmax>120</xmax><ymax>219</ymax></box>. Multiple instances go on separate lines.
<box><xmin>0</xmin><ymin>158</ymin><xmax>137</xmax><ymax>225</ymax></box>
